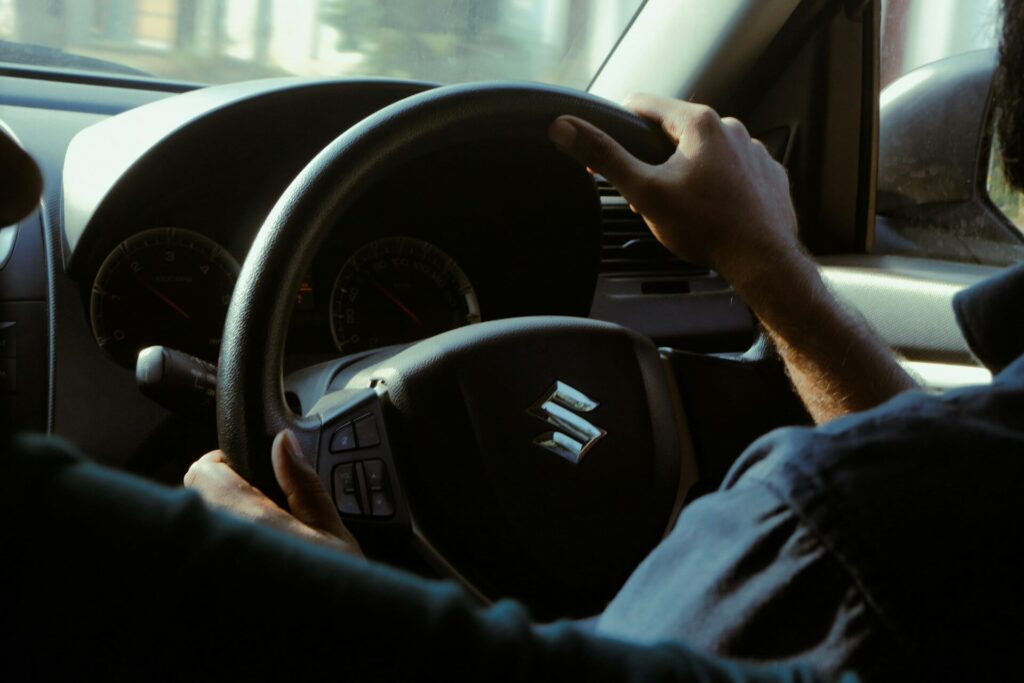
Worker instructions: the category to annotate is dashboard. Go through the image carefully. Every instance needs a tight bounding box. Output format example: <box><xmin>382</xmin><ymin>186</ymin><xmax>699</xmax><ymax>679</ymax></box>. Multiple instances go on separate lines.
<box><xmin>0</xmin><ymin>73</ymin><xmax>753</xmax><ymax>474</ymax></box>
<box><xmin>62</xmin><ymin>79</ymin><xmax>602</xmax><ymax>371</ymax></box>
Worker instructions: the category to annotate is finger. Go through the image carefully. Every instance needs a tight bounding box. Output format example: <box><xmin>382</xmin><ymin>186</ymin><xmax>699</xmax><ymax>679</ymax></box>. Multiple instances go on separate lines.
<box><xmin>186</xmin><ymin>446</ymin><xmax>360</xmax><ymax>554</ymax></box>
<box><xmin>271</xmin><ymin>430</ymin><xmax>352</xmax><ymax>541</ymax></box>
<box><xmin>721</xmin><ymin>116</ymin><xmax>749</xmax><ymax>138</ymax></box>
<box><xmin>184</xmin><ymin>452</ymin><xmax>283</xmax><ymax>529</ymax></box>
<box><xmin>185</xmin><ymin>451</ymin><xmax>258</xmax><ymax>503</ymax></box>
<box><xmin>548</xmin><ymin>115</ymin><xmax>652</xmax><ymax>205</ymax></box>
<box><xmin>622</xmin><ymin>93</ymin><xmax>690</xmax><ymax>137</ymax></box>
<box><xmin>622</xmin><ymin>92</ymin><xmax>686</xmax><ymax>119</ymax></box>
<box><xmin>184</xmin><ymin>451</ymin><xmax>235</xmax><ymax>494</ymax></box>
<box><xmin>623</xmin><ymin>93</ymin><xmax>719</xmax><ymax>143</ymax></box>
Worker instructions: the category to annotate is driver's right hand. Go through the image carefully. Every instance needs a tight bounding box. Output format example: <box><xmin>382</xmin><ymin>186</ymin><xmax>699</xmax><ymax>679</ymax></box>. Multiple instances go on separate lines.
<box><xmin>547</xmin><ymin>94</ymin><xmax>802</xmax><ymax>291</ymax></box>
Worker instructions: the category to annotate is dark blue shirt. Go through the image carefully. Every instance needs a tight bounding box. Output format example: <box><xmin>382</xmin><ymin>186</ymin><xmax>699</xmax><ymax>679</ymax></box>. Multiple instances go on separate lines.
<box><xmin>598</xmin><ymin>264</ymin><xmax>1024</xmax><ymax>680</ymax></box>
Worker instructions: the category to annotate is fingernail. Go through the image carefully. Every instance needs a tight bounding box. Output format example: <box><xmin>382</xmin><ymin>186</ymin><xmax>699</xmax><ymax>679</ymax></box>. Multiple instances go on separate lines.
<box><xmin>281</xmin><ymin>429</ymin><xmax>307</xmax><ymax>468</ymax></box>
<box><xmin>548</xmin><ymin>118</ymin><xmax>578</xmax><ymax>150</ymax></box>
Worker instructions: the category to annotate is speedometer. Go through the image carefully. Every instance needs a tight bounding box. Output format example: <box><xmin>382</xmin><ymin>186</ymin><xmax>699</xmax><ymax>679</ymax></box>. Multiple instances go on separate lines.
<box><xmin>330</xmin><ymin>237</ymin><xmax>480</xmax><ymax>354</ymax></box>
<box><xmin>90</xmin><ymin>227</ymin><xmax>239</xmax><ymax>368</ymax></box>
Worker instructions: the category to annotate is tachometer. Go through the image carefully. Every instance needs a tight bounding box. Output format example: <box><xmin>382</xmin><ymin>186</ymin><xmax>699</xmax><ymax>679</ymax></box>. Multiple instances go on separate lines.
<box><xmin>90</xmin><ymin>227</ymin><xmax>240</xmax><ymax>368</ymax></box>
<box><xmin>330</xmin><ymin>237</ymin><xmax>480</xmax><ymax>354</ymax></box>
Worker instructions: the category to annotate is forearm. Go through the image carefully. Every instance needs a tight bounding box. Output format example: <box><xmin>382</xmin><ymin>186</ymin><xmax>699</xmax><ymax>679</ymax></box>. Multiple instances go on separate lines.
<box><xmin>727</xmin><ymin>249</ymin><xmax>917</xmax><ymax>423</ymax></box>
<box><xmin>549</xmin><ymin>100</ymin><xmax>914</xmax><ymax>424</ymax></box>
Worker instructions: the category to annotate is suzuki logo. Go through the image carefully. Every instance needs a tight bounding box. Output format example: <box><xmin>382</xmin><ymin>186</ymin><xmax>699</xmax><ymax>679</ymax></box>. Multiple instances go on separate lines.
<box><xmin>528</xmin><ymin>381</ymin><xmax>606</xmax><ymax>464</ymax></box>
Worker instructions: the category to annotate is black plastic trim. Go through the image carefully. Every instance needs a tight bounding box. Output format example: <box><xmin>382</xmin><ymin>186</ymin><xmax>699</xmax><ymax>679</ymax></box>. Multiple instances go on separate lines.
<box><xmin>0</xmin><ymin>64</ymin><xmax>200</xmax><ymax>93</ymax></box>
<box><xmin>40</xmin><ymin>196</ymin><xmax>58</xmax><ymax>433</ymax></box>
<box><xmin>0</xmin><ymin>74</ymin><xmax>172</xmax><ymax>115</ymax></box>
<box><xmin>723</xmin><ymin>0</ymin><xmax>842</xmax><ymax>115</ymax></box>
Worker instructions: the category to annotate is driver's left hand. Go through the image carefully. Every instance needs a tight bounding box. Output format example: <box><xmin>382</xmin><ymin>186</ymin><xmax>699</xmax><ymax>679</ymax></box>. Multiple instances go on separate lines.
<box><xmin>185</xmin><ymin>430</ymin><xmax>362</xmax><ymax>556</ymax></box>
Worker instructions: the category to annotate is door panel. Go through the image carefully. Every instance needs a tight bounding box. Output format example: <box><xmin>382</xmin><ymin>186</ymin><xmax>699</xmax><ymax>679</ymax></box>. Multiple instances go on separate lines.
<box><xmin>820</xmin><ymin>254</ymin><xmax>998</xmax><ymax>388</ymax></box>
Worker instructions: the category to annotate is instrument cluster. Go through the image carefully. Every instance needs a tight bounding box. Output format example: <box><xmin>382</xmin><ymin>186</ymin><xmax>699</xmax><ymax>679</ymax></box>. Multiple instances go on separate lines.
<box><xmin>89</xmin><ymin>230</ymin><xmax>484</xmax><ymax>368</ymax></box>
<box><xmin>85</xmin><ymin>137</ymin><xmax>600</xmax><ymax>371</ymax></box>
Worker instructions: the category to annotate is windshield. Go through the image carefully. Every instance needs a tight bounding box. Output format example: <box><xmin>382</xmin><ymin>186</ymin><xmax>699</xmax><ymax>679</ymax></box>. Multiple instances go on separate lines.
<box><xmin>0</xmin><ymin>0</ymin><xmax>644</xmax><ymax>89</ymax></box>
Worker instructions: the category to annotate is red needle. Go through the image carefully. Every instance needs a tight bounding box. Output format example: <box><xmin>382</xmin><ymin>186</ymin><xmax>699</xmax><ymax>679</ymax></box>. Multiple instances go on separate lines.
<box><xmin>372</xmin><ymin>282</ymin><xmax>423</xmax><ymax>327</ymax></box>
<box><xmin>141</xmin><ymin>280</ymin><xmax>192</xmax><ymax>321</ymax></box>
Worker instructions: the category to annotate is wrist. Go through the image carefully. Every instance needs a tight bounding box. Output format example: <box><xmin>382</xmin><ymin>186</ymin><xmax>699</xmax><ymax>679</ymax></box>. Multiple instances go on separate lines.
<box><xmin>721</xmin><ymin>246</ymin><xmax>847</xmax><ymax>349</ymax></box>
<box><xmin>716</xmin><ymin>240</ymin><xmax>821</xmax><ymax>303</ymax></box>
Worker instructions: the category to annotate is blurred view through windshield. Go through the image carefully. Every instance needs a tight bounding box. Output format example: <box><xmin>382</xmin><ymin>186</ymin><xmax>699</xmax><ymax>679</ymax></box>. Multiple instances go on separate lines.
<box><xmin>0</xmin><ymin>0</ymin><xmax>643</xmax><ymax>88</ymax></box>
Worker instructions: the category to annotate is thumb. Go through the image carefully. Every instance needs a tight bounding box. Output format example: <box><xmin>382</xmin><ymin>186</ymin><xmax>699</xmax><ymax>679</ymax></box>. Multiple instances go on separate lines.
<box><xmin>271</xmin><ymin>430</ymin><xmax>347</xmax><ymax>538</ymax></box>
<box><xmin>548</xmin><ymin>115</ymin><xmax>652</xmax><ymax>207</ymax></box>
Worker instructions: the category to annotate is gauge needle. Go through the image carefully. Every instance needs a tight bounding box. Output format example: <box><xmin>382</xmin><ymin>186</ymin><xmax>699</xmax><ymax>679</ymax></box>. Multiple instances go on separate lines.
<box><xmin>140</xmin><ymin>280</ymin><xmax>192</xmax><ymax>321</ymax></box>
<box><xmin>372</xmin><ymin>281</ymin><xmax>423</xmax><ymax>328</ymax></box>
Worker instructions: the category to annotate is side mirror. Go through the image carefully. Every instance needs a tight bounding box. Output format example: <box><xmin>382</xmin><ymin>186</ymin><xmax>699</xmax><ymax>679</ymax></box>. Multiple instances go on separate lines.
<box><xmin>874</xmin><ymin>48</ymin><xmax>1024</xmax><ymax>265</ymax></box>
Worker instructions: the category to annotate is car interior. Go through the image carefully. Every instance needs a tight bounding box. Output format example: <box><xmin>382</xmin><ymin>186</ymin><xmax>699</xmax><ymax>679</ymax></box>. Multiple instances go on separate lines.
<box><xmin>1</xmin><ymin>0</ymin><xmax>1016</xmax><ymax>621</ymax></box>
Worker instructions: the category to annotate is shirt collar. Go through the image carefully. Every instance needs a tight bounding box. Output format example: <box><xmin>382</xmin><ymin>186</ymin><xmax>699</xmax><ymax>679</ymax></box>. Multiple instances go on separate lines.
<box><xmin>953</xmin><ymin>262</ymin><xmax>1024</xmax><ymax>374</ymax></box>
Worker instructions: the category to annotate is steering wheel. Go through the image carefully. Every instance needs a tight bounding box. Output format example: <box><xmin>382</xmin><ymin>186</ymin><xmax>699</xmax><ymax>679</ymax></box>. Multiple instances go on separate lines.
<box><xmin>217</xmin><ymin>83</ymin><xmax>690</xmax><ymax>618</ymax></box>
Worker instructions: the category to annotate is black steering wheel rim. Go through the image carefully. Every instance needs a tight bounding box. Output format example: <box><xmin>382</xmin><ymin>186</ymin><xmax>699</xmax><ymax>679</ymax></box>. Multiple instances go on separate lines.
<box><xmin>218</xmin><ymin>82</ymin><xmax>689</xmax><ymax>616</ymax></box>
<box><xmin>217</xmin><ymin>82</ymin><xmax>676</xmax><ymax>493</ymax></box>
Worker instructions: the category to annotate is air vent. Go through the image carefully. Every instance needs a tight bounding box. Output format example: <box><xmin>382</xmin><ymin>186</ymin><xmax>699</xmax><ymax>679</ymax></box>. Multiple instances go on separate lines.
<box><xmin>596</xmin><ymin>176</ymin><xmax>709</xmax><ymax>276</ymax></box>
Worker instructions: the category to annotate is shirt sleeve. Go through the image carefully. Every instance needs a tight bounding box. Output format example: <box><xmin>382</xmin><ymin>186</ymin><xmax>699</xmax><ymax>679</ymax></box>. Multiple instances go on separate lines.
<box><xmin>0</xmin><ymin>434</ymin><xmax>839</xmax><ymax>683</ymax></box>
<box><xmin>597</xmin><ymin>439</ymin><xmax>897</xmax><ymax>681</ymax></box>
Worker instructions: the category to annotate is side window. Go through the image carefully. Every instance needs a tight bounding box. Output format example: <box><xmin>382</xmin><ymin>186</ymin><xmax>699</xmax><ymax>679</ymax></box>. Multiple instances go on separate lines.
<box><xmin>873</xmin><ymin>0</ymin><xmax>1024</xmax><ymax>265</ymax></box>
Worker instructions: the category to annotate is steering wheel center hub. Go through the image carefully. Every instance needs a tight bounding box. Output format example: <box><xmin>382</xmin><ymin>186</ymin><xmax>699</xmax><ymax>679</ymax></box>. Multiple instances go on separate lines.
<box><xmin>370</xmin><ymin>317</ymin><xmax>682</xmax><ymax>616</ymax></box>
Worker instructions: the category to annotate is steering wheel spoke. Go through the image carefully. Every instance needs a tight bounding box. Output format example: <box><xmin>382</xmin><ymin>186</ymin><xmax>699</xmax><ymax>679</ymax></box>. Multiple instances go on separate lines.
<box><xmin>308</xmin><ymin>387</ymin><xmax>409</xmax><ymax>528</ymax></box>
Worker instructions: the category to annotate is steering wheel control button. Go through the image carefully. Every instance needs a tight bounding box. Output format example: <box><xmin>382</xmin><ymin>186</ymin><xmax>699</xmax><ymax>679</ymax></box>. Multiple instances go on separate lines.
<box><xmin>336</xmin><ymin>463</ymin><xmax>357</xmax><ymax>494</ymax></box>
<box><xmin>370</xmin><ymin>491</ymin><xmax>394</xmax><ymax>518</ymax></box>
<box><xmin>354</xmin><ymin>414</ymin><xmax>380</xmax><ymax>448</ymax></box>
<box><xmin>329</xmin><ymin>423</ymin><xmax>357</xmax><ymax>452</ymax></box>
<box><xmin>364</xmin><ymin>459</ymin><xmax>386</xmax><ymax>491</ymax></box>
<box><xmin>332</xmin><ymin>464</ymin><xmax>362</xmax><ymax>515</ymax></box>
<box><xmin>336</xmin><ymin>492</ymin><xmax>362</xmax><ymax>516</ymax></box>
